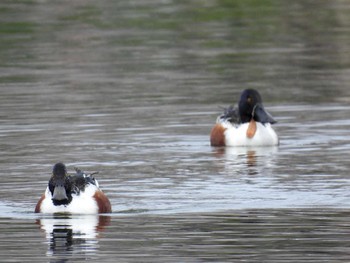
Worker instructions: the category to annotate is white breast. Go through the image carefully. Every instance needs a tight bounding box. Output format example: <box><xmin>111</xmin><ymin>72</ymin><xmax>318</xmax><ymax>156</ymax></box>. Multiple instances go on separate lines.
<box><xmin>40</xmin><ymin>184</ymin><xmax>99</xmax><ymax>214</ymax></box>
<box><xmin>223</xmin><ymin>122</ymin><xmax>279</xmax><ymax>146</ymax></box>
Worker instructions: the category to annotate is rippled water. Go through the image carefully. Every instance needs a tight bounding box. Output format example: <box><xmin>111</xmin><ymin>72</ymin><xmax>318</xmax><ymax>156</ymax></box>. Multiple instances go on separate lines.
<box><xmin>1</xmin><ymin>0</ymin><xmax>350</xmax><ymax>262</ymax></box>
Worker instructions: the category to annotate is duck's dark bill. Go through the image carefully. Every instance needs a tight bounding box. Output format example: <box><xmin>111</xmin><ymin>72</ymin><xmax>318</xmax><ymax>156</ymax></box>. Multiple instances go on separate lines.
<box><xmin>52</xmin><ymin>185</ymin><xmax>68</xmax><ymax>201</ymax></box>
<box><xmin>253</xmin><ymin>104</ymin><xmax>276</xmax><ymax>124</ymax></box>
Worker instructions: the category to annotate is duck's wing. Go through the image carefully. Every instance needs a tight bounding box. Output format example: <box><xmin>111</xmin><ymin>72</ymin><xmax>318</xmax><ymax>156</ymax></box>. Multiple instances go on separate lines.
<box><xmin>69</xmin><ymin>168</ymin><xmax>99</xmax><ymax>194</ymax></box>
<box><xmin>218</xmin><ymin>106</ymin><xmax>240</xmax><ymax>124</ymax></box>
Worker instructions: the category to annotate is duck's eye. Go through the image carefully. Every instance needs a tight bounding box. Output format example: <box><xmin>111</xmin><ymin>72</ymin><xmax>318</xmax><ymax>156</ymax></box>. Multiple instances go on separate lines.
<box><xmin>247</xmin><ymin>96</ymin><xmax>252</xmax><ymax>103</ymax></box>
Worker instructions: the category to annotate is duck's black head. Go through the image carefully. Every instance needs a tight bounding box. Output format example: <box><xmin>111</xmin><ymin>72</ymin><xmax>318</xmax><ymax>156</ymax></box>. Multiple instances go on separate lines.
<box><xmin>238</xmin><ymin>89</ymin><xmax>276</xmax><ymax>124</ymax></box>
<box><xmin>49</xmin><ymin>163</ymin><xmax>72</xmax><ymax>206</ymax></box>
<box><xmin>52</xmin><ymin>162</ymin><xmax>66</xmax><ymax>178</ymax></box>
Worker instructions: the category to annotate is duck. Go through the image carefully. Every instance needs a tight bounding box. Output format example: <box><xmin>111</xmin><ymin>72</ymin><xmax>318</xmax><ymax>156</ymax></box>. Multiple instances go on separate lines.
<box><xmin>35</xmin><ymin>163</ymin><xmax>112</xmax><ymax>214</ymax></box>
<box><xmin>210</xmin><ymin>89</ymin><xmax>279</xmax><ymax>146</ymax></box>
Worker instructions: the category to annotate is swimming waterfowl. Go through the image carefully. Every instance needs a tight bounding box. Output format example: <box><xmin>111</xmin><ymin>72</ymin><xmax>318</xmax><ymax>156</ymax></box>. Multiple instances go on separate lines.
<box><xmin>210</xmin><ymin>89</ymin><xmax>279</xmax><ymax>146</ymax></box>
<box><xmin>35</xmin><ymin>163</ymin><xmax>112</xmax><ymax>214</ymax></box>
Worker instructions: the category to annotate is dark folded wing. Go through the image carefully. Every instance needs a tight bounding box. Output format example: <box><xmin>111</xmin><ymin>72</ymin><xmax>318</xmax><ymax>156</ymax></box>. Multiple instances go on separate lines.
<box><xmin>69</xmin><ymin>168</ymin><xmax>98</xmax><ymax>194</ymax></box>
<box><xmin>219</xmin><ymin>106</ymin><xmax>240</xmax><ymax>124</ymax></box>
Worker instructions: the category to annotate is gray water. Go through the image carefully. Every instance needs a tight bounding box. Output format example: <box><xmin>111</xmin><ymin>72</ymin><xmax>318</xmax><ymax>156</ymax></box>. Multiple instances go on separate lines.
<box><xmin>1</xmin><ymin>0</ymin><xmax>350</xmax><ymax>262</ymax></box>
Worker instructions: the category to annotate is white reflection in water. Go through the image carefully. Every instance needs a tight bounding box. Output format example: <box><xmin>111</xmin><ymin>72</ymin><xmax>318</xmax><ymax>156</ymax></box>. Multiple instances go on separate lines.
<box><xmin>209</xmin><ymin>146</ymin><xmax>290</xmax><ymax>209</ymax></box>
<box><xmin>37</xmin><ymin>215</ymin><xmax>110</xmax><ymax>260</ymax></box>
<box><xmin>213</xmin><ymin>146</ymin><xmax>278</xmax><ymax>175</ymax></box>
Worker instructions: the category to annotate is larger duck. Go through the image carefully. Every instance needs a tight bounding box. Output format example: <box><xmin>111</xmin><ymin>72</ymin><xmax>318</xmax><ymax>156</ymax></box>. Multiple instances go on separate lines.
<box><xmin>35</xmin><ymin>163</ymin><xmax>112</xmax><ymax>214</ymax></box>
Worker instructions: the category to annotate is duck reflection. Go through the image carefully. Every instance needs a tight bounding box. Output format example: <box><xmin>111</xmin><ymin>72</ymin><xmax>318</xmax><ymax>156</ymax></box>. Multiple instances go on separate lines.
<box><xmin>37</xmin><ymin>214</ymin><xmax>110</xmax><ymax>260</ymax></box>
<box><xmin>212</xmin><ymin>146</ymin><xmax>278</xmax><ymax>176</ymax></box>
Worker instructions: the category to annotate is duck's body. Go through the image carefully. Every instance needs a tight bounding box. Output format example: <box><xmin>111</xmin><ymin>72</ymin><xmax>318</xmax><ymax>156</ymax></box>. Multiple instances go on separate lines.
<box><xmin>35</xmin><ymin>163</ymin><xmax>112</xmax><ymax>214</ymax></box>
<box><xmin>211</xmin><ymin>120</ymin><xmax>278</xmax><ymax>147</ymax></box>
<box><xmin>210</xmin><ymin>89</ymin><xmax>279</xmax><ymax>147</ymax></box>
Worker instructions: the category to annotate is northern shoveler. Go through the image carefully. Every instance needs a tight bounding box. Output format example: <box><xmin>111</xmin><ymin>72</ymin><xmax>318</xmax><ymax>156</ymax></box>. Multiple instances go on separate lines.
<box><xmin>35</xmin><ymin>163</ymin><xmax>112</xmax><ymax>214</ymax></box>
<box><xmin>210</xmin><ymin>89</ymin><xmax>279</xmax><ymax>147</ymax></box>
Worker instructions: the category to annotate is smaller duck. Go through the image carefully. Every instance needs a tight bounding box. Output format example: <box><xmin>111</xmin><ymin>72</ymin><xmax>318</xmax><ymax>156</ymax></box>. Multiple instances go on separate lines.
<box><xmin>35</xmin><ymin>163</ymin><xmax>112</xmax><ymax>214</ymax></box>
<box><xmin>210</xmin><ymin>89</ymin><xmax>279</xmax><ymax>147</ymax></box>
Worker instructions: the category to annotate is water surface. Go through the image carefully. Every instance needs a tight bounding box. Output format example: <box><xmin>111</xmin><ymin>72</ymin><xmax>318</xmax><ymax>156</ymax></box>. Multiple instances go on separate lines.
<box><xmin>1</xmin><ymin>0</ymin><xmax>350</xmax><ymax>262</ymax></box>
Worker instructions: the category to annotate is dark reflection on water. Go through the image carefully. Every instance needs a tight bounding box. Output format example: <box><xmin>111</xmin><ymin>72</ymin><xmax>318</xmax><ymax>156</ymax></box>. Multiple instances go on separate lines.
<box><xmin>36</xmin><ymin>215</ymin><xmax>110</xmax><ymax>262</ymax></box>
<box><xmin>1</xmin><ymin>209</ymin><xmax>349</xmax><ymax>262</ymax></box>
